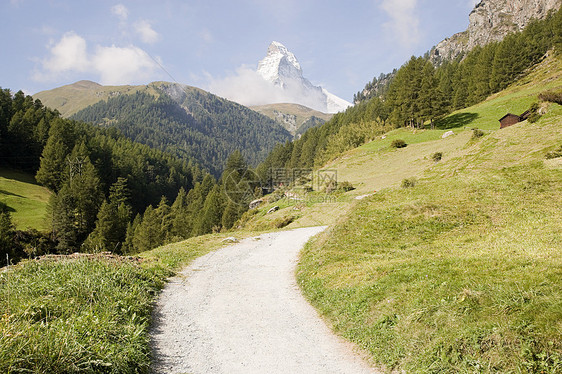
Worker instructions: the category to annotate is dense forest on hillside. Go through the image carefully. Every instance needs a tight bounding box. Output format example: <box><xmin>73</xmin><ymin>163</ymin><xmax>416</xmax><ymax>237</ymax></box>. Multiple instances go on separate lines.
<box><xmin>256</xmin><ymin>7</ymin><xmax>562</xmax><ymax>180</ymax></box>
<box><xmin>0</xmin><ymin>90</ymin><xmax>259</xmax><ymax>263</ymax></box>
<box><xmin>71</xmin><ymin>86</ymin><xmax>292</xmax><ymax>176</ymax></box>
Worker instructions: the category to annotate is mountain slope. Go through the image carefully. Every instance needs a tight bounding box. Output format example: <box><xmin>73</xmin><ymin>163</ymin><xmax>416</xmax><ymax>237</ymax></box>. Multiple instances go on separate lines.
<box><xmin>36</xmin><ymin>81</ymin><xmax>292</xmax><ymax>175</ymax></box>
<box><xmin>431</xmin><ymin>0</ymin><xmax>562</xmax><ymax>63</ymax></box>
<box><xmin>33</xmin><ymin>80</ymin><xmax>159</xmax><ymax>118</ymax></box>
<box><xmin>256</xmin><ymin>41</ymin><xmax>352</xmax><ymax>113</ymax></box>
<box><xmin>249</xmin><ymin>103</ymin><xmax>332</xmax><ymax>136</ymax></box>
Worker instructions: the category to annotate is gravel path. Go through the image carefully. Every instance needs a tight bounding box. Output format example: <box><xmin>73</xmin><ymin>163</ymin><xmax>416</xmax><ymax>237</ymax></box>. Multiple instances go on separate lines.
<box><xmin>150</xmin><ymin>226</ymin><xmax>377</xmax><ymax>374</ymax></box>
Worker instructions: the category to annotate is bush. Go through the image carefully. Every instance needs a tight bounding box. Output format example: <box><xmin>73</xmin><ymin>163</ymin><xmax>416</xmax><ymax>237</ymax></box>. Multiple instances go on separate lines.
<box><xmin>431</xmin><ymin>152</ymin><xmax>443</xmax><ymax>162</ymax></box>
<box><xmin>338</xmin><ymin>181</ymin><xmax>355</xmax><ymax>192</ymax></box>
<box><xmin>391</xmin><ymin>139</ymin><xmax>407</xmax><ymax>148</ymax></box>
<box><xmin>545</xmin><ymin>145</ymin><xmax>562</xmax><ymax>159</ymax></box>
<box><xmin>528</xmin><ymin>112</ymin><xmax>542</xmax><ymax>123</ymax></box>
<box><xmin>471</xmin><ymin>129</ymin><xmax>484</xmax><ymax>139</ymax></box>
<box><xmin>272</xmin><ymin>214</ymin><xmax>296</xmax><ymax>228</ymax></box>
<box><xmin>538</xmin><ymin>89</ymin><xmax>562</xmax><ymax>105</ymax></box>
<box><xmin>401</xmin><ymin>177</ymin><xmax>417</xmax><ymax>188</ymax></box>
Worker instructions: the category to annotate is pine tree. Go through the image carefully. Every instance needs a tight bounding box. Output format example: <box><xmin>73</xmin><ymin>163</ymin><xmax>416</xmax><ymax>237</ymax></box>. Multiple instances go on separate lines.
<box><xmin>36</xmin><ymin>119</ymin><xmax>72</xmax><ymax>191</ymax></box>
<box><xmin>195</xmin><ymin>185</ymin><xmax>225</xmax><ymax>235</ymax></box>
<box><xmin>0</xmin><ymin>211</ymin><xmax>15</xmax><ymax>260</ymax></box>
<box><xmin>221</xmin><ymin>200</ymin><xmax>240</xmax><ymax>230</ymax></box>
<box><xmin>132</xmin><ymin>205</ymin><xmax>161</xmax><ymax>253</ymax></box>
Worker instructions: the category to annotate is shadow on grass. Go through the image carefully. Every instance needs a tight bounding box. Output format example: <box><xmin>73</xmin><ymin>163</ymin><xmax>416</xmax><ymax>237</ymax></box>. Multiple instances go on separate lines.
<box><xmin>435</xmin><ymin>112</ymin><xmax>479</xmax><ymax>129</ymax></box>
<box><xmin>0</xmin><ymin>201</ymin><xmax>16</xmax><ymax>212</ymax></box>
<box><xmin>0</xmin><ymin>189</ymin><xmax>24</xmax><ymax>198</ymax></box>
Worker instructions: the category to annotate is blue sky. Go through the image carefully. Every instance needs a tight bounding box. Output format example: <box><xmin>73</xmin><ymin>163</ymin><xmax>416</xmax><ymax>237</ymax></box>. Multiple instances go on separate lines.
<box><xmin>1</xmin><ymin>0</ymin><xmax>479</xmax><ymax>103</ymax></box>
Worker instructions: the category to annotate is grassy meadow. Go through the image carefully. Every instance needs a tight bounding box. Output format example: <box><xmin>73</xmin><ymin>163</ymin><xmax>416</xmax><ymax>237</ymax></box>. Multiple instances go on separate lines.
<box><xmin>0</xmin><ymin>168</ymin><xmax>51</xmax><ymax>231</ymax></box>
<box><xmin>297</xmin><ymin>100</ymin><xmax>562</xmax><ymax>372</ymax></box>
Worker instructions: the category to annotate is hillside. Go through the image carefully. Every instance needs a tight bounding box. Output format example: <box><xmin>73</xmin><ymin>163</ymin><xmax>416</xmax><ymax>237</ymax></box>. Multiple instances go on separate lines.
<box><xmin>0</xmin><ymin>168</ymin><xmax>51</xmax><ymax>230</ymax></box>
<box><xmin>33</xmin><ymin>80</ymin><xmax>160</xmax><ymax>118</ymax></box>
<box><xmin>43</xmin><ymin>81</ymin><xmax>292</xmax><ymax>176</ymax></box>
<box><xmin>249</xmin><ymin>103</ymin><xmax>332</xmax><ymax>136</ymax></box>
<box><xmin>236</xmin><ymin>54</ymin><xmax>562</xmax><ymax>372</ymax></box>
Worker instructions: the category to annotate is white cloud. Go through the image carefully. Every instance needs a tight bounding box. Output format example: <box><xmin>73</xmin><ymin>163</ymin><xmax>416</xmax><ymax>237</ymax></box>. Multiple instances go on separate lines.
<box><xmin>380</xmin><ymin>0</ymin><xmax>420</xmax><ymax>48</ymax></box>
<box><xmin>33</xmin><ymin>32</ymin><xmax>160</xmax><ymax>85</ymax></box>
<box><xmin>92</xmin><ymin>45</ymin><xmax>158</xmax><ymax>84</ymax></box>
<box><xmin>41</xmin><ymin>32</ymin><xmax>90</xmax><ymax>74</ymax></box>
<box><xmin>134</xmin><ymin>20</ymin><xmax>160</xmax><ymax>44</ymax></box>
<box><xmin>111</xmin><ymin>4</ymin><xmax>129</xmax><ymax>22</ymax></box>
<box><xmin>206</xmin><ymin>66</ymin><xmax>328</xmax><ymax>112</ymax></box>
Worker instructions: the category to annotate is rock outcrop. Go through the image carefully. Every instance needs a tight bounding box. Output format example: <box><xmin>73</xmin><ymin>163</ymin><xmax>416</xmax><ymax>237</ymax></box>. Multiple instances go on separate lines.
<box><xmin>431</xmin><ymin>0</ymin><xmax>562</xmax><ymax>64</ymax></box>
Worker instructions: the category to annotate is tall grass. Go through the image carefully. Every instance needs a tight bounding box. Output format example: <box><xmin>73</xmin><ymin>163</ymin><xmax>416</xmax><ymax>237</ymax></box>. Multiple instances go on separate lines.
<box><xmin>0</xmin><ymin>231</ymin><xmax>258</xmax><ymax>373</ymax></box>
<box><xmin>0</xmin><ymin>256</ymin><xmax>170</xmax><ymax>373</ymax></box>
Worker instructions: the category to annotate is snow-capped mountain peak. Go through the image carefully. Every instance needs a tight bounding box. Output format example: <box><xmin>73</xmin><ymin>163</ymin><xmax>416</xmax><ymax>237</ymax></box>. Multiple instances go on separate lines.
<box><xmin>257</xmin><ymin>41</ymin><xmax>303</xmax><ymax>87</ymax></box>
<box><xmin>256</xmin><ymin>41</ymin><xmax>351</xmax><ymax>113</ymax></box>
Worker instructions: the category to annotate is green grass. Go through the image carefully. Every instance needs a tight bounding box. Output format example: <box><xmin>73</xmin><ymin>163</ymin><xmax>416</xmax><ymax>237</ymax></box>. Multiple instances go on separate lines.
<box><xmin>0</xmin><ymin>230</ymin><xmax>262</xmax><ymax>373</ymax></box>
<box><xmin>0</xmin><ymin>255</ymin><xmax>170</xmax><ymax>373</ymax></box>
<box><xmin>297</xmin><ymin>108</ymin><xmax>562</xmax><ymax>372</ymax></box>
<box><xmin>0</xmin><ymin>168</ymin><xmax>52</xmax><ymax>230</ymax></box>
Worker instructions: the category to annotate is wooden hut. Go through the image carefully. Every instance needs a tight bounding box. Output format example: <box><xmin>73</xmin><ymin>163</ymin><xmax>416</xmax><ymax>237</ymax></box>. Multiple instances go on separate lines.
<box><xmin>499</xmin><ymin>113</ymin><xmax>523</xmax><ymax>129</ymax></box>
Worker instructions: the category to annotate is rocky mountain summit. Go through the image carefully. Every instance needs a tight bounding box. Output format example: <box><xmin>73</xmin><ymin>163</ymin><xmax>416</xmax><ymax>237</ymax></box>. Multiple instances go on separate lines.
<box><xmin>431</xmin><ymin>0</ymin><xmax>562</xmax><ymax>64</ymax></box>
<box><xmin>256</xmin><ymin>41</ymin><xmax>351</xmax><ymax>113</ymax></box>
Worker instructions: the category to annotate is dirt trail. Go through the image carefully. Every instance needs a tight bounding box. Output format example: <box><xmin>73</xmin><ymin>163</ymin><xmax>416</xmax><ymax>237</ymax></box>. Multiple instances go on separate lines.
<box><xmin>150</xmin><ymin>226</ymin><xmax>377</xmax><ymax>373</ymax></box>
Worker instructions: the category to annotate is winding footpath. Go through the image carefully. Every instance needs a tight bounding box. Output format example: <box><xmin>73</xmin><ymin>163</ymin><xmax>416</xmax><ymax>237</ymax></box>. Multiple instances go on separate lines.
<box><xmin>150</xmin><ymin>226</ymin><xmax>377</xmax><ymax>374</ymax></box>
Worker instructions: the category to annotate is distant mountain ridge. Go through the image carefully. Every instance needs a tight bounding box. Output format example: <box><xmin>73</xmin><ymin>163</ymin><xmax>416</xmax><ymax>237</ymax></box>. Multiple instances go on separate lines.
<box><xmin>249</xmin><ymin>103</ymin><xmax>332</xmax><ymax>137</ymax></box>
<box><xmin>35</xmin><ymin>81</ymin><xmax>292</xmax><ymax>176</ymax></box>
<box><xmin>256</xmin><ymin>41</ymin><xmax>352</xmax><ymax>114</ymax></box>
<box><xmin>430</xmin><ymin>0</ymin><xmax>562</xmax><ymax>64</ymax></box>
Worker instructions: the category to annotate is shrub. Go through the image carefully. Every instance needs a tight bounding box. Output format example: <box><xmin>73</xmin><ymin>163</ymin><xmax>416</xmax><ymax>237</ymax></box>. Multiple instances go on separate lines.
<box><xmin>528</xmin><ymin>112</ymin><xmax>542</xmax><ymax>123</ymax></box>
<box><xmin>545</xmin><ymin>145</ymin><xmax>562</xmax><ymax>159</ymax></box>
<box><xmin>391</xmin><ymin>139</ymin><xmax>407</xmax><ymax>148</ymax></box>
<box><xmin>401</xmin><ymin>177</ymin><xmax>417</xmax><ymax>188</ymax></box>
<box><xmin>431</xmin><ymin>152</ymin><xmax>443</xmax><ymax>162</ymax></box>
<box><xmin>272</xmin><ymin>214</ymin><xmax>295</xmax><ymax>228</ymax></box>
<box><xmin>471</xmin><ymin>129</ymin><xmax>484</xmax><ymax>139</ymax></box>
<box><xmin>538</xmin><ymin>89</ymin><xmax>562</xmax><ymax>105</ymax></box>
<box><xmin>338</xmin><ymin>181</ymin><xmax>355</xmax><ymax>192</ymax></box>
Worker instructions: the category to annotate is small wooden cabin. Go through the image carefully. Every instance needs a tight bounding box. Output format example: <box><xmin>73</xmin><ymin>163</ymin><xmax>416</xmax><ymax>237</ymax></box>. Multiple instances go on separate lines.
<box><xmin>499</xmin><ymin>110</ymin><xmax>531</xmax><ymax>129</ymax></box>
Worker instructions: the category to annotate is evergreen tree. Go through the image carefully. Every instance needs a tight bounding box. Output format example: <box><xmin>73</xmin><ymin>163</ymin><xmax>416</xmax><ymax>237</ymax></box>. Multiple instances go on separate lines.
<box><xmin>132</xmin><ymin>205</ymin><xmax>161</xmax><ymax>253</ymax></box>
<box><xmin>195</xmin><ymin>185</ymin><xmax>225</xmax><ymax>235</ymax></box>
<box><xmin>0</xmin><ymin>211</ymin><xmax>15</xmax><ymax>260</ymax></box>
<box><xmin>36</xmin><ymin>119</ymin><xmax>72</xmax><ymax>191</ymax></box>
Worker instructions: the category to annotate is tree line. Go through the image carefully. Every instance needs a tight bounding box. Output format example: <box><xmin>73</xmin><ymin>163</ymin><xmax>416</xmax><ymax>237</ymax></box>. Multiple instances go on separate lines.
<box><xmin>0</xmin><ymin>90</ymin><xmax>258</xmax><ymax>264</ymax></box>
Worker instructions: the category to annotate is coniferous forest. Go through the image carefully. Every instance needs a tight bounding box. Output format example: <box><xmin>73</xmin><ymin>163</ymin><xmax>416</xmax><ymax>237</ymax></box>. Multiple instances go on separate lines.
<box><xmin>0</xmin><ymin>90</ymin><xmax>260</xmax><ymax>263</ymax></box>
<box><xmin>70</xmin><ymin>85</ymin><xmax>292</xmax><ymax>177</ymax></box>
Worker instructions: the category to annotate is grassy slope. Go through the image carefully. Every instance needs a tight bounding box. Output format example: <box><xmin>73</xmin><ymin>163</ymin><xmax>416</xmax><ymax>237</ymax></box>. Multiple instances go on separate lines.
<box><xmin>296</xmin><ymin>57</ymin><xmax>562</xmax><ymax>372</ymax></box>
<box><xmin>0</xmin><ymin>168</ymin><xmax>51</xmax><ymax>230</ymax></box>
<box><xmin>250</xmin><ymin>103</ymin><xmax>333</xmax><ymax>134</ymax></box>
<box><xmin>0</xmin><ymin>231</ymin><xmax>263</xmax><ymax>373</ymax></box>
<box><xmin>33</xmin><ymin>80</ymin><xmax>161</xmax><ymax>118</ymax></box>
<box><xmin>246</xmin><ymin>57</ymin><xmax>562</xmax><ymax>232</ymax></box>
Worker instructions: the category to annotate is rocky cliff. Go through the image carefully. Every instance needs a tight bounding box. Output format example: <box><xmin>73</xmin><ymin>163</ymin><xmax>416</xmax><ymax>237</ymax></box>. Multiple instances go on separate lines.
<box><xmin>431</xmin><ymin>0</ymin><xmax>562</xmax><ymax>64</ymax></box>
